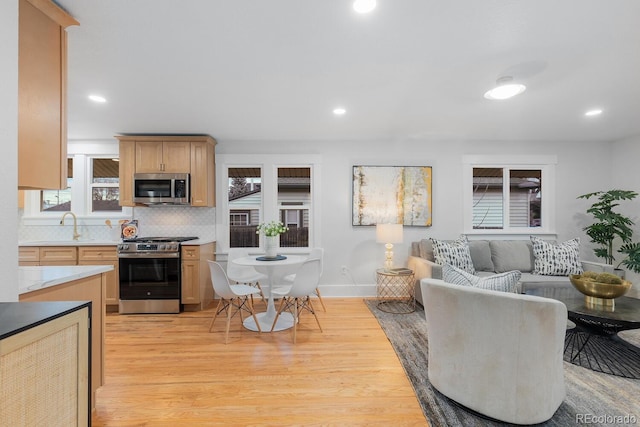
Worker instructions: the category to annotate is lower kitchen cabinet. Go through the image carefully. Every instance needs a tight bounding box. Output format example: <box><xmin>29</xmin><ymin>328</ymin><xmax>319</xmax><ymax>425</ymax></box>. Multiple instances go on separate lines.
<box><xmin>19</xmin><ymin>244</ymin><xmax>119</xmax><ymax>311</ymax></box>
<box><xmin>39</xmin><ymin>246</ymin><xmax>78</xmax><ymax>265</ymax></box>
<box><xmin>78</xmin><ymin>246</ymin><xmax>119</xmax><ymax>310</ymax></box>
<box><xmin>0</xmin><ymin>302</ymin><xmax>90</xmax><ymax>426</ymax></box>
<box><xmin>18</xmin><ymin>246</ymin><xmax>78</xmax><ymax>265</ymax></box>
<box><xmin>181</xmin><ymin>242</ymin><xmax>215</xmax><ymax>310</ymax></box>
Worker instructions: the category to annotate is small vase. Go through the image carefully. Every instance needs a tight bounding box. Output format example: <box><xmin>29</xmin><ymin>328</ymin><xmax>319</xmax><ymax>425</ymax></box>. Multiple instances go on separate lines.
<box><xmin>264</xmin><ymin>235</ymin><xmax>279</xmax><ymax>258</ymax></box>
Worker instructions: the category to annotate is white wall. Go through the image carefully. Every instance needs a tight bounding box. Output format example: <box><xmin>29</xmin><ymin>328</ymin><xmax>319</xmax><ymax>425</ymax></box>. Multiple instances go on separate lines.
<box><xmin>1</xmin><ymin>1</ymin><xmax>19</xmax><ymax>301</ymax></box>
<box><xmin>217</xmin><ymin>139</ymin><xmax>612</xmax><ymax>296</ymax></box>
<box><xmin>15</xmin><ymin>135</ymin><xmax>628</xmax><ymax>298</ymax></box>
<box><xmin>611</xmin><ymin>136</ymin><xmax>640</xmax><ymax>297</ymax></box>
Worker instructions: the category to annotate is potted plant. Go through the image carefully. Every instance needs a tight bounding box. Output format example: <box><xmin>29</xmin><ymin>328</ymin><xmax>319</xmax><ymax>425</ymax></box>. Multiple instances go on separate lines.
<box><xmin>256</xmin><ymin>220</ymin><xmax>289</xmax><ymax>258</ymax></box>
<box><xmin>578</xmin><ymin>189</ymin><xmax>640</xmax><ymax>275</ymax></box>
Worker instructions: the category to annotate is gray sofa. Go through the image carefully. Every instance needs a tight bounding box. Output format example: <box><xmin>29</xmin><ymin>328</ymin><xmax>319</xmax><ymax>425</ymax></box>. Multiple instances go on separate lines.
<box><xmin>408</xmin><ymin>238</ymin><xmax>614</xmax><ymax>305</ymax></box>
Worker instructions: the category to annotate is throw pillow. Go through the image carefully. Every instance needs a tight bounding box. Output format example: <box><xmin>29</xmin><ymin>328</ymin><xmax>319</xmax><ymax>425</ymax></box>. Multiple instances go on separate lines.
<box><xmin>531</xmin><ymin>236</ymin><xmax>583</xmax><ymax>276</ymax></box>
<box><xmin>431</xmin><ymin>235</ymin><xmax>476</xmax><ymax>274</ymax></box>
<box><xmin>442</xmin><ymin>264</ymin><xmax>521</xmax><ymax>293</ymax></box>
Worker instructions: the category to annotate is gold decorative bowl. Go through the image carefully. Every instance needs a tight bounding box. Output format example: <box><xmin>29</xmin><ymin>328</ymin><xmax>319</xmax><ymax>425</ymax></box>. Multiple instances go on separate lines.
<box><xmin>569</xmin><ymin>275</ymin><xmax>632</xmax><ymax>309</ymax></box>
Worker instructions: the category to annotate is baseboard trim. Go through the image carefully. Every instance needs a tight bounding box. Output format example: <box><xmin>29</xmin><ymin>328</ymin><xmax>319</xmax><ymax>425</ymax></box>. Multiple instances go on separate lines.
<box><xmin>315</xmin><ymin>283</ymin><xmax>377</xmax><ymax>298</ymax></box>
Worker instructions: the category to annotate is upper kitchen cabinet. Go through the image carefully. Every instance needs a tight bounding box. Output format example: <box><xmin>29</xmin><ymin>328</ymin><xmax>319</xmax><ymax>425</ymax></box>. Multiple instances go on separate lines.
<box><xmin>18</xmin><ymin>0</ymin><xmax>78</xmax><ymax>190</ymax></box>
<box><xmin>190</xmin><ymin>140</ymin><xmax>216</xmax><ymax>207</ymax></box>
<box><xmin>135</xmin><ymin>140</ymin><xmax>191</xmax><ymax>173</ymax></box>
<box><xmin>116</xmin><ymin>135</ymin><xmax>217</xmax><ymax>207</ymax></box>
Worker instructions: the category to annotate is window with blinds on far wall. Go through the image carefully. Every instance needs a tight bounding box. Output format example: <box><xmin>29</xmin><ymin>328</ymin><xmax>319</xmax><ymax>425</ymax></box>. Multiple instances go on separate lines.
<box><xmin>473</xmin><ymin>168</ymin><xmax>541</xmax><ymax>230</ymax></box>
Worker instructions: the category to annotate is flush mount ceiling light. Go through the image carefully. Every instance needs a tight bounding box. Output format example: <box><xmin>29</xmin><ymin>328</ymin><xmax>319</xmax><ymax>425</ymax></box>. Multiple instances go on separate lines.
<box><xmin>88</xmin><ymin>94</ymin><xmax>107</xmax><ymax>103</ymax></box>
<box><xmin>484</xmin><ymin>76</ymin><xmax>526</xmax><ymax>100</ymax></box>
<box><xmin>585</xmin><ymin>108</ymin><xmax>603</xmax><ymax>116</ymax></box>
<box><xmin>333</xmin><ymin>107</ymin><xmax>346</xmax><ymax>115</ymax></box>
<box><xmin>353</xmin><ymin>0</ymin><xmax>376</xmax><ymax>14</ymax></box>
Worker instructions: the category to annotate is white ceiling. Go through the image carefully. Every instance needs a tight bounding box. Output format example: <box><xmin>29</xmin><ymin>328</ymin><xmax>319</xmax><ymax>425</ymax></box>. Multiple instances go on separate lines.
<box><xmin>56</xmin><ymin>0</ymin><xmax>640</xmax><ymax>143</ymax></box>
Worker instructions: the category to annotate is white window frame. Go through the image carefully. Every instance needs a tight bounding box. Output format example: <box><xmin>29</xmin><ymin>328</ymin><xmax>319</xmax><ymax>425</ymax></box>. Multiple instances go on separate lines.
<box><xmin>229</xmin><ymin>212</ymin><xmax>249</xmax><ymax>226</ymax></box>
<box><xmin>88</xmin><ymin>156</ymin><xmax>121</xmax><ymax>214</ymax></box>
<box><xmin>22</xmin><ymin>152</ymin><xmax>133</xmax><ymax>226</ymax></box>
<box><xmin>217</xmin><ymin>154</ymin><xmax>322</xmax><ymax>254</ymax></box>
<box><xmin>463</xmin><ymin>155</ymin><xmax>557</xmax><ymax>236</ymax></box>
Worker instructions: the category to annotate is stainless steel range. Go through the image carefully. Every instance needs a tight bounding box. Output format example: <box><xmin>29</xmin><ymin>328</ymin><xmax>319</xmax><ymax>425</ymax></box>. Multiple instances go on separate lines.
<box><xmin>117</xmin><ymin>236</ymin><xmax>198</xmax><ymax>314</ymax></box>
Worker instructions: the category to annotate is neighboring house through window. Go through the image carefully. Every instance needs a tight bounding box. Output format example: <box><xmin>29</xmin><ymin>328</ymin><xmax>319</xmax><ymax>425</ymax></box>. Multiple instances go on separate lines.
<box><xmin>463</xmin><ymin>155</ymin><xmax>556</xmax><ymax>234</ymax></box>
<box><xmin>22</xmin><ymin>150</ymin><xmax>132</xmax><ymax>225</ymax></box>
<box><xmin>219</xmin><ymin>154</ymin><xmax>321</xmax><ymax>253</ymax></box>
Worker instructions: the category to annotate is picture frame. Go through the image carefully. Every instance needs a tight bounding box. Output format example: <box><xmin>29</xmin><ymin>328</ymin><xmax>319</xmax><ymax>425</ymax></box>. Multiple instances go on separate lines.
<box><xmin>352</xmin><ymin>165</ymin><xmax>432</xmax><ymax>226</ymax></box>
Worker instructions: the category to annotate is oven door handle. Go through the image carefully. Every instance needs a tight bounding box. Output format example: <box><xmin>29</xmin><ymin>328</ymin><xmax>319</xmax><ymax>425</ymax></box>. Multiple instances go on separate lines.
<box><xmin>118</xmin><ymin>253</ymin><xmax>180</xmax><ymax>259</ymax></box>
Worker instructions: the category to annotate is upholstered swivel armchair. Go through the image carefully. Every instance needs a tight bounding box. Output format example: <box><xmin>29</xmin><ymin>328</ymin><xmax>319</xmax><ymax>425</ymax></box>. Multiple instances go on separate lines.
<box><xmin>420</xmin><ymin>278</ymin><xmax>567</xmax><ymax>425</ymax></box>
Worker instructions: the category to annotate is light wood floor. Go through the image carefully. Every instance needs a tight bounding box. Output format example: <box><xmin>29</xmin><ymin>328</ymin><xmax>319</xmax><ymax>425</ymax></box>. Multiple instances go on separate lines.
<box><xmin>91</xmin><ymin>298</ymin><xmax>428</xmax><ymax>426</ymax></box>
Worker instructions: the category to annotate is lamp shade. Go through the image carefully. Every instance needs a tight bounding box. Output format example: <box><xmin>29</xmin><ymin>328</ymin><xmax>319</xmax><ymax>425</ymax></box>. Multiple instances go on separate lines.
<box><xmin>376</xmin><ymin>223</ymin><xmax>403</xmax><ymax>244</ymax></box>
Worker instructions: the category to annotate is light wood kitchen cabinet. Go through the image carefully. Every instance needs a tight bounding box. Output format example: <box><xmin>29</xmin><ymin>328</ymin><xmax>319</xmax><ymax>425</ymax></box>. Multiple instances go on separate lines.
<box><xmin>19</xmin><ymin>246</ymin><xmax>79</xmax><ymax>266</ymax></box>
<box><xmin>116</xmin><ymin>134</ymin><xmax>217</xmax><ymax>207</ymax></box>
<box><xmin>0</xmin><ymin>302</ymin><xmax>90</xmax><ymax>426</ymax></box>
<box><xmin>135</xmin><ymin>140</ymin><xmax>191</xmax><ymax>173</ymax></box>
<box><xmin>19</xmin><ymin>244</ymin><xmax>120</xmax><ymax>311</ymax></box>
<box><xmin>39</xmin><ymin>246</ymin><xmax>78</xmax><ymax>265</ymax></box>
<box><xmin>18</xmin><ymin>0</ymin><xmax>78</xmax><ymax>190</ymax></box>
<box><xmin>181</xmin><ymin>242</ymin><xmax>215</xmax><ymax>310</ymax></box>
<box><xmin>78</xmin><ymin>246</ymin><xmax>119</xmax><ymax>308</ymax></box>
<box><xmin>18</xmin><ymin>246</ymin><xmax>39</xmax><ymax>265</ymax></box>
<box><xmin>119</xmin><ymin>140</ymin><xmax>136</xmax><ymax>206</ymax></box>
<box><xmin>190</xmin><ymin>140</ymin><xmax>216</xmax><ymax>206</ymax></box>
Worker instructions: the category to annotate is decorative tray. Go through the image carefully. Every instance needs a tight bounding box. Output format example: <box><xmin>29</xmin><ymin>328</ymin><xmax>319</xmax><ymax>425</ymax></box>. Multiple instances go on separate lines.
<box><xmin>256</xmin><ymin>255</ymin><xmax>287</xmax><ymax>261</ymax></box>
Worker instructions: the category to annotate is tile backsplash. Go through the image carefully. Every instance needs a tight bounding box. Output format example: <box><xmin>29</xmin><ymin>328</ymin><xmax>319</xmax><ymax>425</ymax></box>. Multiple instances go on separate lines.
<box><xmin>19</xmin><ymin>207</ymin><xmax>216</xmax><ymax>242</ymax></box>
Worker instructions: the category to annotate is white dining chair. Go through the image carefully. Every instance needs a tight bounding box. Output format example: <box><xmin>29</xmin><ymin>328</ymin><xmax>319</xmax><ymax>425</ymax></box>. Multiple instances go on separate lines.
<box><xmin>271</xmin><ymin>258</ymin><xmax>323</xmax><ymax>343</ymax></box>
<box><xmin>282</xmin><ymin>247</ymin><xmax>326</xmax><ymax>311</ymax></box>
<box><xmin>208</xmin><ymin>260</ymin><xmax>262</xmax><ymax>344</ymax></box>
<box><xmin>227</xmin><ymin>248</ymin><xmax>268</xmax><ymax>301</ymax></box>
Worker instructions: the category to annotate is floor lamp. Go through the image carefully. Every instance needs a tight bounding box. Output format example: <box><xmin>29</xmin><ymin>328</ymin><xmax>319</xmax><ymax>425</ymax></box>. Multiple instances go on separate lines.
<box><xmin>376</xmin><ymin>223</ymin><xmax>403</xmax><ymax>270</ymax></box>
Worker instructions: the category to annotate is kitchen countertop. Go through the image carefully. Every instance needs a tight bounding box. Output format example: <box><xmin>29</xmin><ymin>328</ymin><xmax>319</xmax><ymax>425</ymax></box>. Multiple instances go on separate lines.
<box><xmin>18</xmin><ymin>265</ymin><xmax>114</xmax><ymax>295</ymax></box>
<box><xmin>19</xmin><ymin>238</ymin><xmax>215</xmax><ymax>246</ymax></box>
<box><xmin>0</xmin><ymin>301</ymin><xmax>91</xmax><ymax>340</ymax></box>
<box><xmin>19</xmin><ymin>240</ymin><xmax>120</xmax><ymax>246</ymax></box>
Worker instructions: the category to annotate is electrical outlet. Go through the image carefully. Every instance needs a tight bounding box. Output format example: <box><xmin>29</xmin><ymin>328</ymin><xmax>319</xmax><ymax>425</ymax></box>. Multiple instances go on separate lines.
<box><xmin>341</xmin><ymin>265</ymin><xmax>348</xmax><ymax>275</ymax></box>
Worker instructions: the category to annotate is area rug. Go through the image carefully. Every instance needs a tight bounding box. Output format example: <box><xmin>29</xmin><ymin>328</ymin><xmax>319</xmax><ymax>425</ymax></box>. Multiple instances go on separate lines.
<box><xmin>365</xmin><ymin>299</ymin><xmax>640</xmax><ymax>427</ymax></box>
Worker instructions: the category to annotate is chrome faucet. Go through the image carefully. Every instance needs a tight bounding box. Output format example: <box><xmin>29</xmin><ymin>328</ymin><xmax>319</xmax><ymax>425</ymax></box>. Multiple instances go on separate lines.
<box><xmin>60</xmin><ymin>212</ymin><xmax>81</xmax><ymax>241</ymax></box>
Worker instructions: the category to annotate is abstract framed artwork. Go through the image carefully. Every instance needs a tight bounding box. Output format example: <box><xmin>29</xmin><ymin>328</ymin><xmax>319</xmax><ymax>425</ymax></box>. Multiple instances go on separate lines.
<box><xmin>352</xmin><ymin>166</ymin><xmax>432</xmax><ymax>226</ymax></box>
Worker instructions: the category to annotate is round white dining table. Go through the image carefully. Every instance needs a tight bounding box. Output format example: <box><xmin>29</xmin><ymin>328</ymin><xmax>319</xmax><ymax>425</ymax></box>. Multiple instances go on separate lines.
<box><xmin>232</xmin><ymin>254</ymin><xmax>306</xmax><ymax>332</ymax></box>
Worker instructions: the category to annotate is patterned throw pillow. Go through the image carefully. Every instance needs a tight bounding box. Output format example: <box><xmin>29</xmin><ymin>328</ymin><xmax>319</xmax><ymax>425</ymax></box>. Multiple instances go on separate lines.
<box><xmin>442</xmin><ymin>264</ymin><xmax>521</xmax><ymax>293</ymax></box>
<box><xmin>431</xmin><ymin>235</ymin><xmax>475</xmax><ymax>274</ymax></box>
<box><xmin>531</xmin><ymin>236</ymin><xmax>583</xmax><ymax>276</ymax></box>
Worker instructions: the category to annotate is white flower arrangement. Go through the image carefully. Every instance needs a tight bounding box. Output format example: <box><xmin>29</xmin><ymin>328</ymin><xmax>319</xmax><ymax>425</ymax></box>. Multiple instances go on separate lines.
<box><xmin>256</xmin><ymin>220</ymin><xmax>289</xmax><ymax>237</ymax></box>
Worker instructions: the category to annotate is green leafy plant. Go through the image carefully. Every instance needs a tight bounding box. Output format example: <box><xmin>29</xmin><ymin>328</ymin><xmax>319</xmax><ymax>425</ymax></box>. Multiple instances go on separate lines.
<box><xmin>256</xmin><ymin>220</ymin><xmax>289</xmax><ymax>237</ymax></box>
<box><xmin>578</xmin><ymin>189</ymin><xmax>640</xmax><ymax>273</ymax></box>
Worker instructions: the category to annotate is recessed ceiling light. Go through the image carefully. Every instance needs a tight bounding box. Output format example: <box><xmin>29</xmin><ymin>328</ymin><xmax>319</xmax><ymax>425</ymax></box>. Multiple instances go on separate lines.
<box><xmin>353</xmin><ymin>0</ymin><xmax>376</xmax><ymax>14</ymax></box>
<box><xmin>484</xmin><ymin>76</ymin><xmax>526</xmax><ymax>100</ymax></box>
<box><xmin>333</xmin><ymin>107</ymin><xmax>346</xmax><ymax>115</ymax></box>
<box><xmin>88</xmin><ymin>94</ymin><xmax>107</xmax><ymax>103</ymax></box>
<box><xmin>585</xmin><ymin>109</ymin><xmax>603</xmax><ymax>117</ymax></box>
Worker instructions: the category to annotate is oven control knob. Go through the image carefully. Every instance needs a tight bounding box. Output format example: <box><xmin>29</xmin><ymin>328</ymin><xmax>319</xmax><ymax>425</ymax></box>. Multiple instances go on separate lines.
<box><xmin>159</xmin><ymin>244</ymin><xmax>166</xmax><ymax>250</ymax></box>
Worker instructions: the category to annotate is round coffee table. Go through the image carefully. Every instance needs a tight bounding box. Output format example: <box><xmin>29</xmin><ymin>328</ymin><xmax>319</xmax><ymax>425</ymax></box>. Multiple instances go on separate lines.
<box><xmin>525</xmin><ymin>286</ymin><xmax>640</xmax><ymax>379</ymax></box>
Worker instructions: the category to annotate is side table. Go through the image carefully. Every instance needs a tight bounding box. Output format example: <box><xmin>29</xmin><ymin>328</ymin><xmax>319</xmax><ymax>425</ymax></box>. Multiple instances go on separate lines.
<box><xmin>376</xmin><ymin>268</ymin><xmax>415</xmax><ymax>313</ymax></box>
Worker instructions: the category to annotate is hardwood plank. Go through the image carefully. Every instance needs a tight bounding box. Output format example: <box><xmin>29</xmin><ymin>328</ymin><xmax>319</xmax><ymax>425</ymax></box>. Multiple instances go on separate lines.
<box><xmin>92</xmin><ymin>298</ymin><xmax>427</xmax><ymax>426</ymax></box>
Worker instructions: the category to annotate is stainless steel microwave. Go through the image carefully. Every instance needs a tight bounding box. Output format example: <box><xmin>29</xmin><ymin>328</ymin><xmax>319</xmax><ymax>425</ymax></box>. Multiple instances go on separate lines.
<box><xmin>133</xmin><ymin>173</ymin><xmax>190</xmax><ymax>205</ymax></box>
